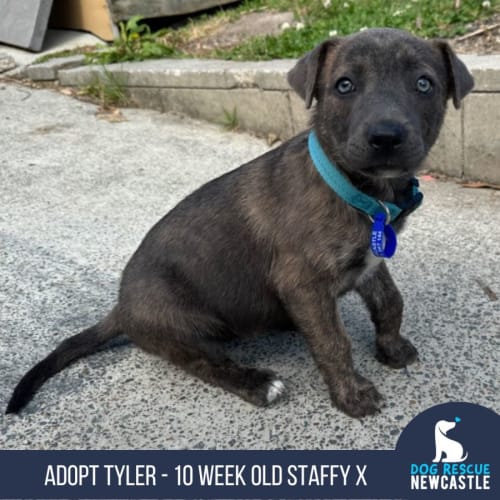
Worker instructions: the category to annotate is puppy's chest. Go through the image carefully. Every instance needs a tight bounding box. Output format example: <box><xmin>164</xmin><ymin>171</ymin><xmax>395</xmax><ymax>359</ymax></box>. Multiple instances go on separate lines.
<box><xmin>356</xmin><ymin>252</ymin><xmax>383</xmax><ymax>282</ymax></box>
<box><xmin>334</xmin><ymin>214</ymin><xmax>410</xmax><ymax>292</ymax></box>
<box><xmin>336</xmin><ymin>249</ymin><xmax>384</xmax><ymax>294</ymax></box>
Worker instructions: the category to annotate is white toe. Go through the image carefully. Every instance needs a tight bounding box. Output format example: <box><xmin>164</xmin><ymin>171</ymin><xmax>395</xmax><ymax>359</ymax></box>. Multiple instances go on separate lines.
<box><xmin>266</xmin><ymin>379</ymin><xmax>285</xmax><ymax>403</ymax></box>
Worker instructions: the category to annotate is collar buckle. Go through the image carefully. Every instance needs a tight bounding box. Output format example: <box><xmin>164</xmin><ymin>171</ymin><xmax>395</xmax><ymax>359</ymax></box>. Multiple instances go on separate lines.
<box><xmin>369</xmin><ymin>201</ymin><xmax>392</xmax><ymax>225</ymax></box>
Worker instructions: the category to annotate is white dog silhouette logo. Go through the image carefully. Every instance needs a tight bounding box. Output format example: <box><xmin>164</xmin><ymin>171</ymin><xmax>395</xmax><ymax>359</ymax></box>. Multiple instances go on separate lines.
<box><xmin>432</xmin><ymin>417</ymin><xmax>468</xmax><ymax>463</ymax></box>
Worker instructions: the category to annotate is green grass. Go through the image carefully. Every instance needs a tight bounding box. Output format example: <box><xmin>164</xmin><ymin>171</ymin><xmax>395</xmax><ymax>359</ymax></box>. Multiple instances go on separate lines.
<box><xmin>222</xmin><ymin>106</ymin><xmax>239</xmax><ymax>130</ymax></box>
<box><xmin>81</xmin><ymin>67</ymin><xmax>128</xmax><ymax>107</ymax></box>
<box><xmin>34</xmin><ymin>48</ymin><xmax>92</xmax><ymax>64</ymax></box>
<box><xmin>214</xmin><ymin>0</ymin><xmax>499</xmax><ymax>60</ymax></box>
<box><xmin>37</xmin><ymin>0</ymin><xmax>499</xmax><ymax>65</ymax></box>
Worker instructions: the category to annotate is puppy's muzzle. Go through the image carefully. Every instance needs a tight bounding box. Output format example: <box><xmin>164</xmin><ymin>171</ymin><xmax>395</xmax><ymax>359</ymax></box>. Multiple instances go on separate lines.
<box><xmin>367</xmin><ymin>120</ymin><xmax>408</xmax><ymax>153</ymax></box>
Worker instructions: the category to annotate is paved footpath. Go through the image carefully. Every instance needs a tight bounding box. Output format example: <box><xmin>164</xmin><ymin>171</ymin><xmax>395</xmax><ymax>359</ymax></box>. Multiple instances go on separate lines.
<box><xmin>0</xmin><ymin>83</ymin><xmax>498</xmax><ymax>449</ymax></box>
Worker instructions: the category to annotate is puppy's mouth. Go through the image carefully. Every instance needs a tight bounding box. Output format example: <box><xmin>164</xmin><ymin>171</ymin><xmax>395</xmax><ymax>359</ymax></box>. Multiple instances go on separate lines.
<box><xmin>360</xmin><ymin>162</ymin><xmax>412</xmax><ymax>179</ymax></box>
<box><xmin>347</xmin><ymin>150</ymin><xmax>424</xmax><ymax>179</ymax></box>
<box><xmin>344</xmin><ymin>136</ymin><xmax>425</xmax><ymax>179</ymax></box>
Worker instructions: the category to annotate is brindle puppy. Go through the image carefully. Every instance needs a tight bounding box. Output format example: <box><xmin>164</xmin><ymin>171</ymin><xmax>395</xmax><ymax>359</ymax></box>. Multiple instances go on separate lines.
<box><xmin>7</xmin><ymin>29</ymin><xmax>473</xmax><ymax>417</ymax></box>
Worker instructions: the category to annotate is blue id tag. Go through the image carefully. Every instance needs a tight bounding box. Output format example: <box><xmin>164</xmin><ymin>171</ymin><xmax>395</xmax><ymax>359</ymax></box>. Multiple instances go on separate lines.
<box><xmin>371</xmin><ymin>213</ymin><xmax>397</xmax><ymax>258</ymax></box>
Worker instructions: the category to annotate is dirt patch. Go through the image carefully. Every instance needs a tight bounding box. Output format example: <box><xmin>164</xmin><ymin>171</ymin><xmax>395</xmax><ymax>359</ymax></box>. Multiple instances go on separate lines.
<box><xmin>449</xmin><ymin>13</ymin><xmax>500</xmax><ymax>54</ymax></box>
<box><xmin>179</xmin><ymin>11</ymin><xmax>295</xmax><ymax>55</ymax></box>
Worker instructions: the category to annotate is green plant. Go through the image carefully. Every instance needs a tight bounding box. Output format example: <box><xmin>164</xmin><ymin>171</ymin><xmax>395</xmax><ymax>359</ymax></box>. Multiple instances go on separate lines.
<box><xmin>222</xmin><ymin>106</ymin><xmax>239</xmax><ymax>130</ymax></box>
<box><xmin>86</xmin><ymin>15</ymin><xmax>178</xmax><ymax>65</ymax></box>
<box><xmin>81</xmin><ymin>67</ymin><xmax>128</xmax><ymax>107</ymax></box>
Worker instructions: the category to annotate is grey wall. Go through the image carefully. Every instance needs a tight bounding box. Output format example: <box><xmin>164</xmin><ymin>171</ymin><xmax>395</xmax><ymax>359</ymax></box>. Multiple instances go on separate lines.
<box><xmin>0</xmin><ymin>0</ymin><xmax>53</xmax><ymax>51</ymax></box>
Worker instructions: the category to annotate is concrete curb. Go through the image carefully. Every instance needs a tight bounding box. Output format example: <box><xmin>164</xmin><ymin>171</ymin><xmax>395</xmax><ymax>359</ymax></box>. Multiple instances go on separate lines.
<box><xmin>15</xmin><ymin>55</ymin><xmax>500</xmax><ymax>183</ymax></box>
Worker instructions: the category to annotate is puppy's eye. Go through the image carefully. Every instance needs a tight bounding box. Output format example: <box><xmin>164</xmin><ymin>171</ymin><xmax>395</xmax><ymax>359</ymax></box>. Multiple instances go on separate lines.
<box><xmin>416</xmin><ymin>76</ymin><xmax>433</xmax><ymax>94</ymax></box>
<box><xmin>335</xmin><ymin>78</ymin><xmax>355</xmax><ymax>95</ymax></box>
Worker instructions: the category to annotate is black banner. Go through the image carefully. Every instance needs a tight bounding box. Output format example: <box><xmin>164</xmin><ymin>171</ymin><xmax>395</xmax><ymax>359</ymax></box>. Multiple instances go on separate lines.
<box><xmin>0</xmin><ymin>450</ymin><xmax>391</xmax><ymax>498</ymax></box>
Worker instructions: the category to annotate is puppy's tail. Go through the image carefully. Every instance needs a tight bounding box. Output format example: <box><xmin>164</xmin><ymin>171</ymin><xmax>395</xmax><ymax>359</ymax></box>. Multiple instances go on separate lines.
<box><xmin>6</xmin><ymin>307</ymin><xmax>122</xmax><ymax>414</ymax></box>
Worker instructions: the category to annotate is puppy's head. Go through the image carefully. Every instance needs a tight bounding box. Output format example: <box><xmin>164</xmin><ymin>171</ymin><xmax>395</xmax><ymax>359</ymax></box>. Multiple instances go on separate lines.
<box><xmin>288</xmin><ymin>28</ymin><xmax>474</xmax><ymax>179</ymax></box>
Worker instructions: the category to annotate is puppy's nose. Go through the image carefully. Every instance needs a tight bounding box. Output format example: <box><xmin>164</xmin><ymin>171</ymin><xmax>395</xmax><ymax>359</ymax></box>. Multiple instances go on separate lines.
<box><xmin>368</xmin><ymin>121</ymin><xmax>407</xmax><ymax>152</ymax></box>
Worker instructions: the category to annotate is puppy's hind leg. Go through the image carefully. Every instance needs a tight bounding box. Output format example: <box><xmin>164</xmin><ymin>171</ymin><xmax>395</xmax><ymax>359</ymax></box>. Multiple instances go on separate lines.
<box><xmin>123</xmin><ymin>288</ymin><xmax>286</xmax><ymax>407</ymax></box>
<box><xmin>162</xmin><ymin>339</ymin><xmax>286</xmax><ymax>406</ymax></box>
<box><xmin>122</xmin><ymin>270</ymin><xmax>286</xmax><ymax>406</ymax></box>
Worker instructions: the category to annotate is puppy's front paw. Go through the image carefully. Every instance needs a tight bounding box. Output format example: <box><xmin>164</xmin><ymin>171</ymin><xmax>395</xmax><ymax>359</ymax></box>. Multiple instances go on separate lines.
<box><xmin>332</xmin><ymin>373</ymin><xmax>383</xmax><ymax>418</ymax></box>
<box><xmin>376</xmin><ymin>336</ymin><xmax>418</xmax><ymax>368</ymax></box>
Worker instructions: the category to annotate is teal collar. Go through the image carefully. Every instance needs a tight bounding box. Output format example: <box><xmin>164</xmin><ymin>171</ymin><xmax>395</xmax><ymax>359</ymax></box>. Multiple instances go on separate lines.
<box><xmin>308</xmin><ymin>130</ymin><xmax>422</xmax><ymax>223</ymax></box>
<box><xmin>307</xmin><ymin>130</ymin><xmax>423</xmax><ymax>258</ymax></box>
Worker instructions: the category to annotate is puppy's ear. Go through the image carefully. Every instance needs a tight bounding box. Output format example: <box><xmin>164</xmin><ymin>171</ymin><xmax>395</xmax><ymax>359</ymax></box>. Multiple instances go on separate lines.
<box><xmin>433</xmin><ymin>41</ymin><xmax>474</xmax><ymax>109</ymax></box>
<box><xmin>287</xmin><ymin>39</ymin><xmax>339</xmax><ymax>109</ymax></box>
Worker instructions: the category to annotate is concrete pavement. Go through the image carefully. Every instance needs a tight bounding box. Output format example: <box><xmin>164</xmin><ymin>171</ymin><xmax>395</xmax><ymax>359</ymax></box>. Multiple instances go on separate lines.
<box><xmin>0</xmin><ymin>82</ymin><xmax>498</xmax><ymax>450</ymax></box>
<box><xmin>0</xmin><ymin>29</ymin><xmax>102</xmax><ymax>66</ymax></box>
